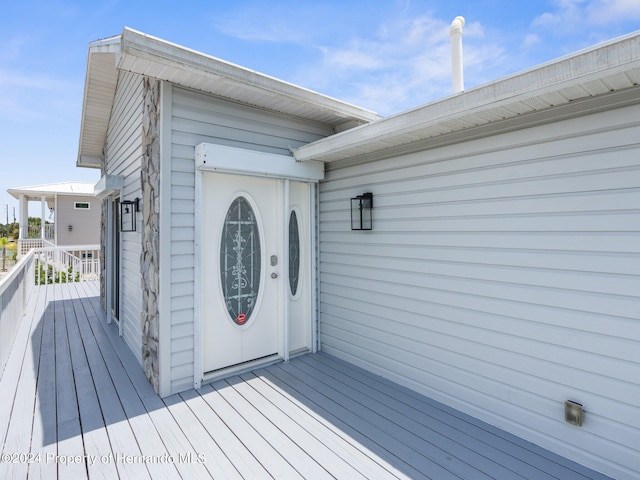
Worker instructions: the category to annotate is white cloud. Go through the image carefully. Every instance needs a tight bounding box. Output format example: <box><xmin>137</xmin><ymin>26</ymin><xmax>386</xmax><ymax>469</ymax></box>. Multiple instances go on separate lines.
<box><xmin>585</xmin><ymin>0</ymin><xmax>640</xmax><ymax>24</ymax></box>
<box><xmin>533</xmin><ymin>0</ymin><xmax>640</xmax><ymax>28</ymax></box>
<box><xmin>212</xmin><ymin>6</ymin><xmax>505</xmax><ymax>115</ymax></box>
<box><xmin>0</xmin><ymin>69</ymin><xmax>78</xmax><ymax>121</ymax></box>
<box><xmin>300</xmin><ymin>14</ymin><xmax>503</xmax><ymax>114</ymax></box>
<box><xmin>212</xmin><ymin>3</ymin><xmax>340</xmax><ymax>46</ymax></box>
<box><xmin>522</xmin><ymin>33</ymin><xmax>541</xmax><ymax>48</ymax></box>
<box><xmin>0</xmin><ymin>70</ymin><xmax>68</xmax><ymax>90</ymax></box>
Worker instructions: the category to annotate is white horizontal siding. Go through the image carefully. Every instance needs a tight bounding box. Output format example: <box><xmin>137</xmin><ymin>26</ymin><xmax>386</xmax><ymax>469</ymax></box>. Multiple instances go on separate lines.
<box><xmin>168</xmin><ymin>87</ymin><xmax>334</xmax><ymax>393</ymax></box>
<box><xmin>318</xmin><ymin>102</ymin><xmax>640</xmax><ymax>480</ymax></box>
<box><xmin>105</xmin><ymin>71</ymin><xmax>144</xmax><ymax>364</ymax></box>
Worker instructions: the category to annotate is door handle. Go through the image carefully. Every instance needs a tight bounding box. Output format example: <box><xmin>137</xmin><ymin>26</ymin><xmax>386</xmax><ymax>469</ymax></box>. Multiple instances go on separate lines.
<box><xmin>271</xmin><ymin>272</ymin><xmax>278</xmax><ymax>279</ymax></box>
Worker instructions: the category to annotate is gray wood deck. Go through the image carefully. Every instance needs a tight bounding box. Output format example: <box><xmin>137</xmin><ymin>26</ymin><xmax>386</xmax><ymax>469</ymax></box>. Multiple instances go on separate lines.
<box><xmin>0</xmin><ymin>282</ymin><xmax>612</xmax><ymax>479</ymax></box>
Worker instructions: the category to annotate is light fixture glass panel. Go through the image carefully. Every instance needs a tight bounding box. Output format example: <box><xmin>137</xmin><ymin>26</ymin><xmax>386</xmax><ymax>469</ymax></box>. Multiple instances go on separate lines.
<box><xmin>120</xmin><ymin>201</ymin><xmax>136</xmax><ymax>232</ymax></box>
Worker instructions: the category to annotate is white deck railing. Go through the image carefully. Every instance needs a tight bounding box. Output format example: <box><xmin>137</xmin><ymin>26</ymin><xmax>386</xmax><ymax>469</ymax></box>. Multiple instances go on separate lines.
<box><xmin>33</xmin><ymin>245</ymin><xmax>100</xmax><ymax>285</ymax></box>
<box><xmin>0</xmin><ymin>243</ymin><xmax>100</xmax><ymax>379</ymax></box>
<box><xmin>0</xmin><ymin>250</ymin><xmax>35</xmax><ymax>380</ymax></box>
<box><xmin>18</xmin><ymin>238</ymin><xmax>43</xmax><ymax>256</ymax></box>
<box><xmin>22</xmin><ymin>223</ymin><xmax>55</xmax><ymax>239</ymax></box>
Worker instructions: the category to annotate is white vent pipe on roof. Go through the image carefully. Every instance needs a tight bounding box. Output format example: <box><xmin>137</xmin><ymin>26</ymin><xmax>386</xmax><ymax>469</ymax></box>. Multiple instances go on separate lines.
<box><xmin>450</xmin><ymin>16</ymin><xmax>465</xmax><ymax>93</ymax></box>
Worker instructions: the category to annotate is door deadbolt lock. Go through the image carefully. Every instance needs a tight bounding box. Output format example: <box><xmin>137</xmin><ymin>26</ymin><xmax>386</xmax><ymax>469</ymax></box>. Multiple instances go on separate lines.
<box><xmin>271</xmin><ymin>272</ymin><xmax>278</xmax><ymax>279</ymax></box>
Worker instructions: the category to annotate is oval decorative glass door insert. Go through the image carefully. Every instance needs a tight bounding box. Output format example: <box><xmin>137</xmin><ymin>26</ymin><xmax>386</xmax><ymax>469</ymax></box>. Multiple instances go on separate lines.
<box><xmin>220</xmin><ymin>196</ymin><xmax>261</xmax><ymax>325</ymax></box>
<box><xmin>288</xmin><ymin>210</ymin><xmax>300</xmax><ymax>296</ymax></box>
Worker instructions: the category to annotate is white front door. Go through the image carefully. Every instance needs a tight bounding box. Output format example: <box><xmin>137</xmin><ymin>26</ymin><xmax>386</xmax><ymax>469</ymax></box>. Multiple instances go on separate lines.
<box><xmin>201</xmin><ymin>172</ymin><xmax>282</xmax><ymax>373</ymax></box>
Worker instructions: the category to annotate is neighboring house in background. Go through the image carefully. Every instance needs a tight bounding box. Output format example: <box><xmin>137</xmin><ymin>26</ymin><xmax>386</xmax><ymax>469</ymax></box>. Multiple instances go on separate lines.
<box><xmin>77</xmin><ymin>27</ymin><xmax>640</xmax><ymax>480</ymax></box>
<box><xmin>7</xmin><ymin>182</ymin><xmax>100</xmax><ymax>254</ymax></box>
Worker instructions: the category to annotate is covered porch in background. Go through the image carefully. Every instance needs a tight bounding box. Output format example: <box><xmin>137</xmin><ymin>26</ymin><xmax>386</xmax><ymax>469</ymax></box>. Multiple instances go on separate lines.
<box><xmin>6</xmin><ymin>182</ymin><xmax>95</xmax><ymax>256</ymax></box>
<box><xmin>0</xmin><ymin>281</ymin><xmax>612</xmax><ymax>479</ymax></box>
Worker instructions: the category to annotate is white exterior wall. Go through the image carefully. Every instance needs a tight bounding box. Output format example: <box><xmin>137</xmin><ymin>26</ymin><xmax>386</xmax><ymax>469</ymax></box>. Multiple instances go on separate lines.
<box><xmin>55</xmin><ymin>195</ymin><xmax>100</xmax><ymax>246</ymax></box>
<box><xmin>105</xmin><ymin>71</ymin><xmax>144</xmax><ymax>364</ymax></box>
<box><xmin>318</xmin><ymin>103</ymin><xmax>640</xmax><ymax>480</ymax></box>
<box><xmin>167</xmin><ymin>87</ymin><xmax>333</xmax><ymax>394</ymax></box>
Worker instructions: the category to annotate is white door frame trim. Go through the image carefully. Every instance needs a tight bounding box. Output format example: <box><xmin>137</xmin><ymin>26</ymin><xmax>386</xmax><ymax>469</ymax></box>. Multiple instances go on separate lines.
<box><xmin>283</xmin><ymin>179</ymin><xmax>290</xmax><ymax>362</ymax></box>
<box><xmin>193</xmin><ymin>166</ymin><xmax>203</xmax><ymax>389</ymax></box>
<box><xmin>193</xmin><ymin>144</ymin><xmax>324</xmax><ymax>389</ymax></box>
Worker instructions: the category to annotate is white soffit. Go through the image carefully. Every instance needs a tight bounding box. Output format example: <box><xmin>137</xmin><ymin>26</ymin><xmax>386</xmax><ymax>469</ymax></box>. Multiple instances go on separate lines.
<box><xmin>293</xmin><ymin>30</ymin><xmax>640</xmax><ymax>163</ymax></box>
<box><xmin>77</xmin><ymin>28</ymin><xmax>381</xmax><ymax>171</ymax></box>
<box><xmin>77</xmin><ymin>35</ymin><xmax>120</xmax><ymax>169</ymax></box>
<box><xmin>195</xmin><ymin>143</ymin><xmax>324</xmax><ymax>182</ymax></box>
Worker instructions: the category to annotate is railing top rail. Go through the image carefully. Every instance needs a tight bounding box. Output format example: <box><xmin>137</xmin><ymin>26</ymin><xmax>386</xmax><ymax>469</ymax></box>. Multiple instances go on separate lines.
<box><xmin>32</xmin><ymin>244</ymin><xmax>100</xmax><ymax>253</ymax></box>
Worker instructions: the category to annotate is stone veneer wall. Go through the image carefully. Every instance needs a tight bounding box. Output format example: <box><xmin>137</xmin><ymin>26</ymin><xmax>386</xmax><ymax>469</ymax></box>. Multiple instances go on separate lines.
<box><xmin>141</xmin><ymin>77</ymin><xmax>161</xmax><ymax>392</ymax></box>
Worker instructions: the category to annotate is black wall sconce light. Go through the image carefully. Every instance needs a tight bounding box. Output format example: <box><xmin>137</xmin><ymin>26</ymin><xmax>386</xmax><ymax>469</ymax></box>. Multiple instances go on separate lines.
<box><xmin>351</xmin><ymin>192</ymin><xmax>373</xmax><ymax>231</ymax></box>
<box><xmin>120</xmin><ymin>198</ymin><xmax>139</xmax><ymax>232</ymax></box>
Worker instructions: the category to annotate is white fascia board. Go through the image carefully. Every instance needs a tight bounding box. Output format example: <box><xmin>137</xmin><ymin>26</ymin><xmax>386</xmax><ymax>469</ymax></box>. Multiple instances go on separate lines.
<box><xmin>94</xmin><ymin>175</ymin><xmax>124</xmax><ymax>199</ymax></box>
<box><xmin>294</xmin><ymin>30</ymin><xmax>640</xmax><ymax>162</ymax></box>
<box><xmin>195</xmin><ymin>143</ymin><xmax>324</xmax><ymax>182</ymax></box>
<box><xmin>119</xmin><ymin>28</ymin><xmax>380</xmax><ymax>124</ymax></box>
<box><xmin>77</xmin><ymin>155</ymin><xmax>103</xmax><ymax>169</ymax></box>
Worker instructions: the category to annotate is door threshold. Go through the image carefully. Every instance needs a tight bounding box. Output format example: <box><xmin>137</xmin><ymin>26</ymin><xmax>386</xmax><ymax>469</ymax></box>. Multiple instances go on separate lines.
<box><xmin>202</xmin><ymin>353</ymin><xmax>282</xmax><ymax>384</ymax></box>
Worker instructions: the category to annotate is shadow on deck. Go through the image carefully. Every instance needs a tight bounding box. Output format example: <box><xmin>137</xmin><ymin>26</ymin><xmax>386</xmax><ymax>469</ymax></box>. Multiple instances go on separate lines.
<box><xmin>0</xmin><ymin>282</ymin><xmax>612</xmax><ymax>479</ymax></box>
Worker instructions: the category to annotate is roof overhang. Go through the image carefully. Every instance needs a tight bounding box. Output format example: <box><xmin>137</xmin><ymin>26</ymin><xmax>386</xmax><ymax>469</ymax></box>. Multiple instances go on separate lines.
<box><xmin>77</xmin><ymin>36</ymin><xmax>120</xmax><ymax>169</ymax></box>
<box><xmin>293</xmin><ymin>30</ymin><xmax>640</xmax><ymax>164</ymax></box>
<box><xmin>7</xmin><ymin>182</ymin><xmax>96</xmax><ymax>199</ymax></box>
<box><xmin>77</xmin><ymin>28</ymin><xmax>381</xmax><ymax>170</ymax></box>
<box><xmin>118</xmin><ymin>28</ymin><xmax>380</xmax><ymax>126</ymax></box>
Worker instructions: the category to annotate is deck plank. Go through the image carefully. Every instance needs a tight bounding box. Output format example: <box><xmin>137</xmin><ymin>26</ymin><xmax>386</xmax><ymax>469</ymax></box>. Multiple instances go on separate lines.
<box><xmin>200</xmin><ymin>381</ymin><xmax>305</xmax><ymax>479</ymax></box>
<box><xmin>313</xmin><ymin>353</ymin><xmax>612</xmax><ymax>480</ymax></box>
<box><xmin>291</xmin><ymin>357</ymin><xmax>495</xmax><ymax>479</ymax></box>
<box><xmin>64</xmin><ymin>285</ymin><xmax>151</xmax><ymax>480</ymax></box>
<box><xmin>241</xmin><ymin>369</ymin><xmax>408</xmax><ymax>480</ymax></box>
<box><xmin>164</xmin><ymin>391</ymin><xmax>243</xmax><ymax>480</ymax></box>
<box><xmin>56</xmin><ymin>284</ymin><xmax>89</xmax><ymax>479</ymax></box>
<box><xmin>217</xmin><ymin>375</ymin><xmax>335</xmax><ymax>479</ymax></box>
<box><xmin>28</xmin><ymin>285</ymin><xmax>58</xmax><ymax>480</ymax></box>
<box><xmin>1</xmin><ymin>283</ymin><xmax>615</xmax><ymax>480</ymax></box>
<box><xmin>74</xmin><ymin>281</ymin><xmax>205</xmax><ymax>480</ymax></box>
<box><xmin>264</xmin><ymin>362</ymin><xmax>439</xmax><ymax>479</ymax></box>
<box><xmin>60</xmin><ymin>282</ymin><xmax>118</xmax><ymax>480</ymax></box>
<box><xmin>297</xmin><ymin>354</ymin><xmax>542</xmax><ymax>480</ymax></box>
<box><xmin>179</xmin><ymin>387</ymin><xmax>271</xmax><ymax>479</ymax></box>
<box><xmin>234</xmin><ymin>371</ymin><xmax>373</xmax><ymax>480</ymax></box>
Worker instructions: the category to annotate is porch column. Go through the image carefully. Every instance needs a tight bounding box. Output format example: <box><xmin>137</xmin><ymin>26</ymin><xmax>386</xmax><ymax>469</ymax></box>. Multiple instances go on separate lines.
<box><xmin>41</xmin><ymin>196</ymin><xmax>46</xmax><ymax>239</ymax></box>
<box><xmin>18</xmin><ymin>194</ymin><xmax>28</xmax><ymax>239</ymax></box>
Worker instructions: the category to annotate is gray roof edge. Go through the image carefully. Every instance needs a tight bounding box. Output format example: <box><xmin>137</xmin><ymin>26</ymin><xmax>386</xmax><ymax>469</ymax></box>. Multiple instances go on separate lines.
<box><xmin>293</xmin><ymin>30</ymin><xmax>640</xmax><ymax>162</ymax></box>
<box><xmin>7</xmin><ymin>182</ymin><xmax>96</xmax><ymax>199</ymax></box>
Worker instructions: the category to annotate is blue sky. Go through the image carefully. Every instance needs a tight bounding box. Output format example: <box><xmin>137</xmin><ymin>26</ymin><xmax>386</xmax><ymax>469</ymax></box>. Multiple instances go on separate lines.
<box><xmin>1</xmin><ymin>0</ymin><xmax>639</xmax><ymax>221</ymax></box>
